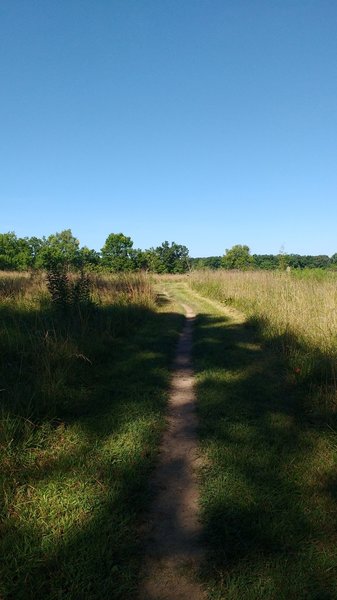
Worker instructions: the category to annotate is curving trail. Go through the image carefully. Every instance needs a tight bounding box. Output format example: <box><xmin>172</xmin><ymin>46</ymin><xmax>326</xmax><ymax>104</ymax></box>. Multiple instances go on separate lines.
<box><xmin>139</xmin><ymin>302</ymin><xmax>206</xmax><ymax>600</ymax></box>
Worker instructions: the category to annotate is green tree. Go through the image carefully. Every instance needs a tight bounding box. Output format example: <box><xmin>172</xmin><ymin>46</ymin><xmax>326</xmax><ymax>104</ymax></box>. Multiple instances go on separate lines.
<box><xmin>0</xmin><ymin>232</ymin><xmax>33</xmax><ymax>270</ymax></box>
<box><xmin>78</xmin><ymin>246</ymin><xmax>101</xmax><ymax>270</ymax></box>
<box><xmin>36</xmin><ymin>229</ymin><xmax>81</xmax><ymax>270</ymax></box>
<box><xmin>312</xmin><ymin>255</ymin><xmax>330</xmax><ymax>269</ymax></box>
<box><xmin>101</xmin><ymin>233</ymin><xmax>135</xmax><ymax>272</ymax></box>
<box><xmin>253</xmin><ymin>254</ymin><xmax>278</xmax><ymax>270</ymax></box>
<box><xmin>27</xmin><ymin>236</ymin><xmax>46</xmax><ymax>268</ymax></box>
<box><xmin>190</xmin><ymin>256</ymin><xmax>222</xmax><ymax>270</ymax></box>
<box><xmin>139</xmin><ymin>248</ymin><xmax>159</xmax><ymax>272</ymax></box>
<box><xmin>222</xmin><ymin>245</ymin><xmax>254</xmax><ymax>270</ymax></box>
<box><xmin>130</xmin><ymin>248</ymin><xmax>148</xmax><ymax>271</ymax></box>
<box><xmin>148</xmin><ymin>241</ymin><xmax>190</xmax><ymax>273</ymax></box>
<box><xmin>330</xmin><ymin>253</ymin><xmax>337</xmax><ymax>269</ymax></box>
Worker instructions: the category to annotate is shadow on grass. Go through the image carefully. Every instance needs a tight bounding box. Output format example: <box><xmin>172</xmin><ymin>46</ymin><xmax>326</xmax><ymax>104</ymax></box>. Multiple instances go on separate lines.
<box><xmin>0</xmin><ymin>301</ymin><xmax>184</xmax><ymax>599</ymax></box>
<box><xmin>194</xmin><ymin>313</ymin><xmax>337</xmax><ymax>599</ymax></box>
<box><xmin>155</xmin><ymin>292</ymin><xmax>171</xmax><ymax>307</ymax></box>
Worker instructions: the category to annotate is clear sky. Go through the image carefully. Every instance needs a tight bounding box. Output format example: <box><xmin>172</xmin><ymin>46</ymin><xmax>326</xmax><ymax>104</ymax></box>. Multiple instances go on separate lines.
<box><xmin>1</xmin><ymin>0</ymin><xmax>336</xmax><ymax>256</ymax></box>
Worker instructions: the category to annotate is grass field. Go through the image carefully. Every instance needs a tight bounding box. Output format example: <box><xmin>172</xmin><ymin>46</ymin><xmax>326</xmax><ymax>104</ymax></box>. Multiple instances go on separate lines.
<box><xmin>3</xmin><ymin>270</ymin><xmax>337</xmax><ymax>599</ymax></box>
<box><xmin>189</xmin><ymin>269</ymin><xmax>337</xmax><ymax>419</ymax></box>
<box><xmin>166</xmin><ymin>274</ymin><xmax>337</xmax><ymax>599</ymax></box>
<box><xmin>0</xmin><ymin>271</ymin><xmax>184</xmax><ymax>599</ymax></box>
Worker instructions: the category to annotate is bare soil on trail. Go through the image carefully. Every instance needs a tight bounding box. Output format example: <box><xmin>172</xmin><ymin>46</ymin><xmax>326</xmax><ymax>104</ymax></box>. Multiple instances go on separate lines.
<box><xmin>139</xmin><ymin>303</ymin><xmax>207</xmax><ymax>600</ymax></box>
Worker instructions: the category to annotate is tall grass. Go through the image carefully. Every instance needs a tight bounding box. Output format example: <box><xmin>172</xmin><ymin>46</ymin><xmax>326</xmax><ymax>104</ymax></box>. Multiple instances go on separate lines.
<box><xmin>0</xmin><ymin>272</ymin><xmax>155</xmax><ymax>417</ymax></box>
<box><xmin>0</xmin><ymin>271</ymin><xmax>182</xmax><ymax>599</ymax></box>
<box><xmin>189</xmin><ymin>270</ymin><xmax>337</xmax><ymax>415</ymax></box>
<box><xmin>166</xmin><ymin>277</ymin><xmax>337</xmax><ymax>598</ymax></box>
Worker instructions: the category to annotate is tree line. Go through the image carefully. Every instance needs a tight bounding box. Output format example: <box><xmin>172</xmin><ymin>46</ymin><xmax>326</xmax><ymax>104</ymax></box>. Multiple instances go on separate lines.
<box><xmin>1</xmin><ymin>233</ymin><xmax>336</xmax><ymax>273</ymax></box>
<box><xmin>192</xmin><ymin>244</ymin><xmax>337</xmax><ymax>271</ymax></box>
<box><xmin>0</xmin><ymin>230</ymin><xmax>190</xmax><ymax>273</ymax></box>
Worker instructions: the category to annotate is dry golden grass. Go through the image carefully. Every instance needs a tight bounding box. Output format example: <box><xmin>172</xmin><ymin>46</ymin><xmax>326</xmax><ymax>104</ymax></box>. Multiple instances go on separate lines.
<box><xmin>189</xmin><ymin>270</ymin><xmax>337</xmax><ymax>403</ymax></box>
<box><xmin>191</xmin><ymin>270</ymin><xmax>337</xmax><ymax>350</ymax></box>
<box><xmin>0</xmin><ymin>270</ymin><xmax>155</xmax><ymax>308</ymax></box>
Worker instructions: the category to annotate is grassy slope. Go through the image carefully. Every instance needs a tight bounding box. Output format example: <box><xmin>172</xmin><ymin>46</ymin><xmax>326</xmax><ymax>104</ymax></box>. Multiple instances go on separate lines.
<box><xmin>0</xmin><ymin>279</ymin><xmax>184</xmax><ymax>599</ymax></box>
<box><xmin>164</xmin><ymin>280</ymin><xmax>337</xmax><ymax>600</ymax></box>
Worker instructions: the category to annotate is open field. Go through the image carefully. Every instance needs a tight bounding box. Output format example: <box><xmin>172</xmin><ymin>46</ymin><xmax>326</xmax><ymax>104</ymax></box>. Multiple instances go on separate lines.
<box><xmin>0</xmin><ymin>271</ymin><xmax>184</xmax><ymax>599</ymax></box>
<box><xmin>159</xmin><ymin>276</ymin><xmax>337</xmax><ymax>599</ymax></box>
<box><xmin>189</xmin><ymin>269</ymin><xmax>337</xmax><ymax>418</ymax></box>
<box><xmin>3</xmin><ymin>270</ymin><xmax>337</xmax><ymax>599</ymax></box>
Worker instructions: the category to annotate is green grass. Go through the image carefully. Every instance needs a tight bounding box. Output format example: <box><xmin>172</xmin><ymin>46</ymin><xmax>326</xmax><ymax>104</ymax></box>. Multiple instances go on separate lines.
<box><xmin>5</xmin><ymin>271</ymin><xmax>337</xmax><ymax>599</ymax></box>
<box><xmin>0</xmin><ymin>273</ymin><xmax>184</xmax><ymax>599</ymax></box>
<box><xmin>189</xmin><ymin>270</ymin><xmax>337</xmax><ymax>420</ymax></box>
<box><xmin>163</xmin><ymin>280</ymin><xmax>337</xmax><ymax>600</ymax></box>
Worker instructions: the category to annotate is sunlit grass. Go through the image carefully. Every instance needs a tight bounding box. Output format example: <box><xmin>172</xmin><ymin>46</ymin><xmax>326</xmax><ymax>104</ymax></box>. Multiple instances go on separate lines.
<box><xmin>163</xmin><ymin>279</ymin><xmax>337</xmax><ymax>599</ymax></box>
<box><xmin>0</xmin><ymin>271</ymin><xmax>183</xmax><ymax>599</ymax></box>
<box><xmin>189</xmin><ymin>270</ymin><xmax>337</xmax><ymax>416</ymax></box>
<box><xmin>189</xmin><ymin>269</ymin><xmax>337</xmax><ymax>352</ymax></box>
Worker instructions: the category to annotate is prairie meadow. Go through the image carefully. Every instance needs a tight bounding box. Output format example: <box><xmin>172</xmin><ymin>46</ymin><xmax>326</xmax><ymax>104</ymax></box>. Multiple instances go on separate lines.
<box><xmin>3</xmin><ymin>268</ymin><xmax>337</xmax><ymax>599</ymax></box>
<box><xmin>189</xmin><ymin>269</ymin><xmax>337</xmax><ymax>417</ymax></box>
<box><xmin>0</xmin><ymin>270</ymin><xmax>183</xmax><ymax>599</ymax></box>
<box><xmin>177</xmin><ymin>271</ymin><xmax>337</xmax><ymax>598</ymax></box>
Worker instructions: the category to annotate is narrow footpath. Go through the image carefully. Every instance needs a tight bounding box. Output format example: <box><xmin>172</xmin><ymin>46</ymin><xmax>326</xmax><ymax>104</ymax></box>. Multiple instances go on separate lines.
<box><xmin>139</xmin><ymin>302</ymin><xmax>206</xmax><ymax>600</ymax></box>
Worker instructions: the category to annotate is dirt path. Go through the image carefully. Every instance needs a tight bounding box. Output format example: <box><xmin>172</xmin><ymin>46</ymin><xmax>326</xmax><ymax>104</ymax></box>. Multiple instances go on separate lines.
<box><xmin>139</xmin><ymin>302</ymin><xmax>206</xmax><ymax>600</ymax></box>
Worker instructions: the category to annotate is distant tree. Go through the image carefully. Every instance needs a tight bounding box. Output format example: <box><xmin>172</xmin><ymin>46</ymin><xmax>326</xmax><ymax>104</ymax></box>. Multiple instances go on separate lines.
<box><xmin>204</xmin><ymin>256</ymin><xmax>222</xmax><ymax>269</ymax></box>
<box><xmin>27</xmin><ymin>236</ymin><xmax>46</xmax><ymax>268</ymax></box>
<box><xmin>252</xmin><ymin>254</ymin><xmax>278</xmax><ymax>270</ymax></box>
<box><xmin>139</xmin><ymin>248</ymin><xmax>159</xmax><ymax>272</ymax></box>
<box><xmin>148</xmin><ymin>241</ymin><xmax>190</xmax><ymax>273</ymax></box>
<box><xmin>130</xmin><ymin>248</ymin><xmax>148</xmax><ymax>271</ymax></box>
<box><xmin>222</xmin><ymin>245</ymin><xmax>254</xmax><ymax>270</ymax></box>
<box><xmin>190</xmin><ymin>256</ymin><xmax>222</xmax><ymax>270</ymax></box>
<box><xmin>330</xmin><ymin>253</ymin><xmax>337</xmax><ymax>269</ymax></box>
<box><xmin>0</xmin><ymin>232</ymin><xmax>33</xmax><ymax>270</ymax></box>
<box><xmin>15</xmin><ymin>238</ymin><xmax>34</xmax><ymax>270</ymax></box>
<box><xmin>79</xmin><ymin>246</ymin><xmax>101</xmax><ymax>269</ymax></box>
<box><xmin>0</xmin><ymin>232</ymin><xmax>17</xmax><ymax>269</ymax></box>
<box><xmin>101</xmin><ymin>233</ymin><xmax>135</xmax><ymax>272</ymax></box>
<box><xmin>287</xmin><ymin>254</ymin><xmax>303</xmax><ymax>269</ymax></box>
<box><xmin>311</xmin><ymin>255</ymin><xmax>330</xmax><ymax>269</ymax></box>
<box><xmin>189</xmin><ymin>258</ymin><xmax>203</xmax><ymax>270</ymax></box>
<box><xmin>36</xmin><ymin>229</ymin><xmax>81</xmax><ymax>270</ymax></box>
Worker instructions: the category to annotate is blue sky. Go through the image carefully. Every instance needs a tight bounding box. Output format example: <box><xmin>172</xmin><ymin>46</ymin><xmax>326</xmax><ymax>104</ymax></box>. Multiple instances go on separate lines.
<box><xmin>1</xmin><ymin>0</ymin><xmax>336</xmax><ymax>256</ymax></box>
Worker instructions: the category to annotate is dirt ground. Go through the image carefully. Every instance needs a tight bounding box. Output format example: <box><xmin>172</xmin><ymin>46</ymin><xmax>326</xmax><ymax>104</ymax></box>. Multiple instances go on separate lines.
<box><xmin>139</xmin><ymin>303</ymin><xmax>207</xmax><ymax>600</ymax></box>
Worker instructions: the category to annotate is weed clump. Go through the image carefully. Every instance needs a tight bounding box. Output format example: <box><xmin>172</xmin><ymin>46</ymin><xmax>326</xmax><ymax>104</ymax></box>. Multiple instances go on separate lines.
<box><xmin>46</xmin><ymin>267</ymin><xmax>92</xmax><ymax>312</ymax></box>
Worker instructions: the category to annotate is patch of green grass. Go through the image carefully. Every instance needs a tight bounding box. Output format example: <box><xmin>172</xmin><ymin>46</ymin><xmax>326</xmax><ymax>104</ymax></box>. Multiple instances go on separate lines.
<box><xmin>0</xmin><ymin>274</ymin><xmax>184</xmax><ymax>599</ymax></box>
<box><xmin>164</xmin><ymin>280</ymin><xmax>337</xmax><ymax>600</ymax></box>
